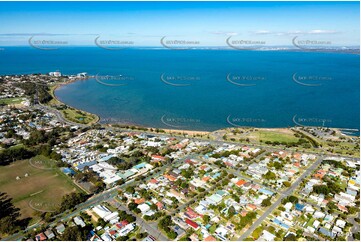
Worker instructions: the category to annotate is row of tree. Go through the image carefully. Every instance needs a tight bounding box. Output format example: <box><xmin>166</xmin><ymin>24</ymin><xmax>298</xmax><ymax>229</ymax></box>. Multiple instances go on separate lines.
<box><xmin>0</xmin><ymin>192</ymin><xmax>27</xmax><ymax>235</ymax></box>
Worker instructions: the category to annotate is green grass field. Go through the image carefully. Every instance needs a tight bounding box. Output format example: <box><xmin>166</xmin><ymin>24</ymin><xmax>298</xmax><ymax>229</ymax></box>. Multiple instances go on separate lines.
<box><xmin>0</xmin><ymin>97</ymin><xmax>26</xmax><ymax>105</ymax></box>
<box><xmin>63</xmin><ymin>108</ymin><xmax>98</xmax><ymax>124</ymax></box>
<box><xmin>0</xmin><ymin>156</ymin><xmax>81</xmax><ymax>220</ymax></box>
<box><xmin>250</xmin><ymin>130</ymin><xmax>300</xmax><ymax>143</ymax></box>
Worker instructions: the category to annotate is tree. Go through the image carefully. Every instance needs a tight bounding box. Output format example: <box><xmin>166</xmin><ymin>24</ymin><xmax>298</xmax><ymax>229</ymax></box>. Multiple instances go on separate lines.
<box><xmin>283</xmin><ymin>181</ymin><xmax>291</xmax><ymax>187</ymax></box>
<box><xmin>0</xmin><ymin>192</ymin><xmax>23</xmax><ymax>234</ymax></box>
<box><xmin>313</xmin><ymin>185</ymin><xmax>330</xmax><ymax>195</ymax></box>
<box><xmin>136</xmin><ymin>232</ymin><xmax>148</xmax><ymax>240</ymax></box>
<box><xmin>126</xmin><ymin>186</ymin><xmax>135</xmax><ymax>194</ymax></box>
<box><xmin>128</xmin><ymin>202</ymin><xmax>138</xmax><ymax>211</ymax></box>
<box><xmin>284</xmin><ymin>233</ymin><xmax>297</xmax><ymax>241</ymax></box>
<box><xmin>282</xmin><ymin>195</ymin><xmax>298</xmax><ymax>205</ymax></box>
<box><xmin>232</xmin><ymin>194</ymin><xmax>240</xmax><ymax>203</ymax></box>
<box><xmin>181</xmin><ymin>168</ymin><xmax>193</xmax><ymax>179</ymax></box>
<box><xmin>61</xmin><ymin>226</ymin><xmax>89</xmax><ymax>241</ymax></box>
<box><xmin>354</xmin><ymin>232</ymin><xmax>360</xmax><ymax>241</ymax></box>
<box><xmin>263</xmin><ymin>171</ymin><xmax>276</xmax><ymax>180</ymax></box>
<box><xmin>0</xmin><ymin>147</ymin><xmax>34</xmax><ymax>166</ymax></box>
<box><xmin>203</xmin><ymin>215</ymin><xmax>210</xmax><ymax>224</ymax></box>
<box><xmin>59</xmin><ymin>193</ymin><xmax>87</xmax><ymax>213</ymax></box>
<box><xmin>261</xmin><ymin>198</ymin><xmax>272</xmax><ymax>207</ymax></box>
<box><xmin>288</xmin><ymin>195</ymin><xmax>298</xmax><ymax>204</ymax></box>
<box><xmin>167</xmin><ymin>230</ymin><xmax>177</xmax><ymax>239</ymax></box>
<box><xmin>150</xmin><ymin>204</ymin><xmax>158</xmax><ymax>211</ymax></box>
<box><xmin>228</xmin><ymin>206</ymin><xmax>236</xmax><ymax>217</ymax></box>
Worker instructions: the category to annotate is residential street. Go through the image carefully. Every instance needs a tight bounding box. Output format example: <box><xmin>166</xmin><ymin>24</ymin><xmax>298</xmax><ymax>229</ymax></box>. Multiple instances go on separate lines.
<box><xmin>237</xmin><ymin>156</ymin><xmax>324</xmax><ymax>240</ymax></box>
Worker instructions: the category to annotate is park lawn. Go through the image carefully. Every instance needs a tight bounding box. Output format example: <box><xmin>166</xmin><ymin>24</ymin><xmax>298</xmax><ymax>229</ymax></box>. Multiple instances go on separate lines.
<box><xmin>48</xmin><ymin>84</ymin><xmax>99</xmax><ymax>125</ymax></box>
<box><xmin>62</xmin><ymin>108</ymin><xmax>98</xmax><ymax>124</ymax></box>
<box><xmin>0</xmin><ymin>97</ymin><xmax>26</xmax><ymax>105</ymax></box>
<box><xmin>324</xmin><ymin>140</ymin><xmax>359</xmax><ymax>156</ymax></box>
<box><xmin>248</xmin><ymin>129</ymin><xmax>300</xmax><ymax>143</ymax></box>
<box><xmin>0</xmin><ymin>156</ymin><xmax>81</xmax><ymax>220</ymax></box>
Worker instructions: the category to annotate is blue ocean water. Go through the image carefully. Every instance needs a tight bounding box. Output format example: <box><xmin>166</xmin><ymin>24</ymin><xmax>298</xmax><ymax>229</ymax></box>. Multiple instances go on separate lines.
<box><xmin>0</xmin><ymin>47</ymin><xmax>359</xmax><ymax>131</ymax></box>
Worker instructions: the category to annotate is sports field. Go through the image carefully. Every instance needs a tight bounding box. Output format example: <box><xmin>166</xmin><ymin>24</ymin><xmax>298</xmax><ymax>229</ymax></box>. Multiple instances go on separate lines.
<box><xmin>0</xmin><ymin>97</ymin><xmax>26</xmax><ymax>105</ymax></box>
<box><xmin>247</xmin><ymin>129</ymin><xmax>300</xmax><ymax>143</ymax></box>
<box><xmin>0</xmin><ymin>155</ymin><xmax>81</xmax><ymax>220</ymax></box>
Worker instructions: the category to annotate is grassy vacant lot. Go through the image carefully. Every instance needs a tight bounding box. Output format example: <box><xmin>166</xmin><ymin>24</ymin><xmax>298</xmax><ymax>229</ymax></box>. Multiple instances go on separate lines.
<box><xmin>0</xmin><ymin>155</ymin><xmax>80</xmax><ymax>220</ymax></box>
<box><xmin>0</xmin><ymin>97</ymin><xmax>26</xmax><ymax>105</ymax></box>
<box><xmin>247</xmin><ymin>129</ymin><xmax>300</xmax><ymax>143</ymax></box>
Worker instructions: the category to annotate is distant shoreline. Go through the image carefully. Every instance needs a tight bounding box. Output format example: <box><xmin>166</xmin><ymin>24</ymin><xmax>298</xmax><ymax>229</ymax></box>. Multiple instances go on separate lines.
<box><xmin>0</xmin><ymin>46</ymin><xmax>359</xmax><ymax>55</ymax></box>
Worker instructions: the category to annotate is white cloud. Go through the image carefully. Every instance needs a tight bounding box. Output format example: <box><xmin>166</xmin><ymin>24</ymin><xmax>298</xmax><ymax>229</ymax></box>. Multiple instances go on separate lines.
<box><xmin>210</xmin><ymin>31</ymin><xmax>238</xmax><ymax>36</ymax></box>
<box><xmin>252</xmin><ymin>30</ymin><xmax>272</xmax><ymax>35</ymax></box>
<box><xmin>249</xmin><ymin>29</ymin><xmax>339</xmax><ymax>36</ymax></box>
<box><xmin>307</xmin><ymin>29</ymin><xmax>339</xmax><ymax>34</ymax></box>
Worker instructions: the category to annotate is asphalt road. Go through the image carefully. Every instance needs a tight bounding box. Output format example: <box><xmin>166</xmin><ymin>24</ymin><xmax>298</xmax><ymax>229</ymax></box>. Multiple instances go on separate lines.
<box><xmin>36</xmin><ymin>104</ymin><xmax>87</xmax><ymax>128</ymax></box>
<box><xmin>2</xmin><ymin>154</ymin><xmax>192</xmax><ymax>241</ymax></box>
<box><xmin>38</xmin><ymin>101</ymin><xmax>358</xmax><ymax>161</ymax></box>
<box><xmin>112</xmin><ymin>198</ymin><xmax>169</xmax><ymax>241</ymax></box>
<box><xmin>237</xmin><ymin>156</ymin><xmax>324</xmax><ymax>241</ymax></box>
<box><xmin>2</xmin><ymin>187</ymin><xmax>120</xmax><ymax>241</ymax></box>
<box><xmin>347</xmin><ymin>213</ymin><xmax>360</xmax><ymax>241</ymax></box>
<box><xmin>5</xmin><ymin>103</ymin><xmax>356</xmax><ymax>241</ymax></box>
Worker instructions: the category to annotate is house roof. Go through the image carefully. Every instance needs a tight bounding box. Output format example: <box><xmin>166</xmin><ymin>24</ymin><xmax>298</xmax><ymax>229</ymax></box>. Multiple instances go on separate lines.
<box><xmin>295</xmin><ymin>203</ymin><xmax>305</xmax><ymax>211</ymax></box>
<box><xmin>185</xmin><ymin>207</ymin><xmax>199</xmax><ymax>219</ymax></box>
<box><xmin>55</xmin><ymin>224</ymin><xmax>65</xmax><ymax>233</ymax></box>
<box><xmin>35</xmin><ymin>233</ymin><xmax>47</xmax><ymax>241</ymax></box>
<box><xmin>149</xmin><ymin>178</ymin><xmax>158</xmax><ymax>184</ymax></box>
<box><xmin>202</xmin><ymin>176</ymin><xmax>210</xmax><ymax>182</ymax></box>
<box><xmin>247</xmin><ymin>204</ymin><xmax>257</xmax><ymax>210</ymax></box>
<box><xmin>156</xmin><ymin>202</ymin><xmax>164</xmax><ymax>209</ymax></box>
<box><xmin>236</xmin><ymin>179</ymin><xmax>247</xmax><ymax>186</ymax></box>
<box><xmin>152</xmin><ymin>155</ymin><xmax>165</xmax><ymax>160</ymax></box>
<box><xmin>134</xmin><ymin>198</ymin><xmax>145</xmax><ymax>204</ymax></box>
<box><xmin>164</xmin><ymin>174</ymin><xmax>177</xmax><ymax>181</ymax></box>
<box><xmin>204</xmin><ymin>235</ymin><xmax>217</xmax><ymax>241</ymax></box>
<box><xmin>185</xmin><ymin>218</ymin><xmax>199</xmax><ymax>229</ymax></box>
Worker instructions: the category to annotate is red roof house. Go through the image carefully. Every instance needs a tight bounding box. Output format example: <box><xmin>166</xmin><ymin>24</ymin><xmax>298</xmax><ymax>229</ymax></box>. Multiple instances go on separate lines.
<box><xmin>185</xmin><ymin>218</ymin><xmax>199</xmax><ymax>229</ymax></box>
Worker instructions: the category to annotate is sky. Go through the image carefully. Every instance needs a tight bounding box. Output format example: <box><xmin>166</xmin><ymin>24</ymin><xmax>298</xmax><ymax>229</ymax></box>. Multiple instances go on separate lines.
<box><xmin>0</xmin><ymin>1</ymin><xmax>359</xmax><ymax>47</ymax></box>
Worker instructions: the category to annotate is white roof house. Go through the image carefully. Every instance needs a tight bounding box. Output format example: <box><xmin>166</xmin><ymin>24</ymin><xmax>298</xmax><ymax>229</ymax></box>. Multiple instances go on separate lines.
<box><xmin>215</xmin><ymin>225</ymin><xmax>228</xmax><ymax>238</ymax></box>
<box><xmin>313</xmin><ymin>211</ymin><xmax>325</xmax><ymax>219</ymax></box>
<box><xmin>313</xmin><ymin>220</ymin><xmax>320</xmax><ymax>228</ymax></box>
<box><xmin>92</xmin><ymin>205</ymin><xmax>118</xmax><ymax>222</ymax></box>
<box><xmin>259</xmin><ymin>230</ymin><xmax>276</xmax><ymax>241</ymax></box>
<box><xmin>138</xmin><ymin>203</ymin><xmax>151</xmax><ymax>213</ymax></box>
<box><xmin>336</xmin><ymin>219</ymin><xmax>346</xmax><ymax>228</ymax></box>
<box><xmin>74</xmin><ymin>216</ymin><xmax>86</xmax><ymax>228</ymax></box>
<box><xmin>284</xmin><ymin>202</ymin><xmax>293</xmax><ymax>211</ymax></box>
<box><xmin>93</xmin><ymin>205</ymin><xmax>111</xmax><ymax>218</ymax></box>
